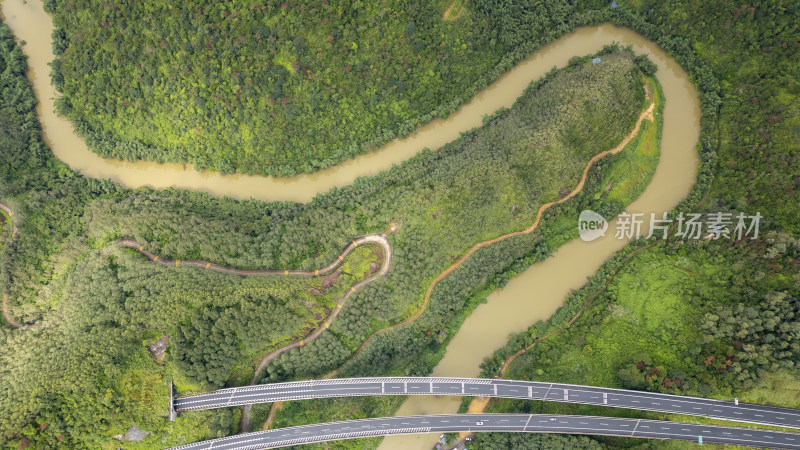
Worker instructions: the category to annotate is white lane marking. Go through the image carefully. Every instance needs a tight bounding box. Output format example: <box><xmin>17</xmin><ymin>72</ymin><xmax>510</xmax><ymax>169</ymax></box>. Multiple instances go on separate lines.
<box><xmin>523</xmin><ymin>415</ymin><xmax>533</xmax><ymax>431</ymax></box>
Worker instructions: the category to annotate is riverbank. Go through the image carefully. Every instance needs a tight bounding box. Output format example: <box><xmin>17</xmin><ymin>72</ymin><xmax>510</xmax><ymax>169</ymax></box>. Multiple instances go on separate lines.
<box><xmin>0</xmin><ymin>0</ymin><xmax>698</xmax><ymax>204</ymax></box>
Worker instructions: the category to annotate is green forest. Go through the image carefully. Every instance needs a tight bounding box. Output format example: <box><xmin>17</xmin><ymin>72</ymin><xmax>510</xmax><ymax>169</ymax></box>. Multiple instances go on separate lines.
<box><xmin>1</xmin><ymin>21</ymin><xmax>656</xmax><ymax>446</ymax></box>
<box><xmin>1</xmin><ymin>0</ymin><xmax>798</xmax><ymax>449</ymax></box>
<box><xmin>47</xmin><ymin>0</ymin><xmax>514</xmax><ymax>176</ymax></box>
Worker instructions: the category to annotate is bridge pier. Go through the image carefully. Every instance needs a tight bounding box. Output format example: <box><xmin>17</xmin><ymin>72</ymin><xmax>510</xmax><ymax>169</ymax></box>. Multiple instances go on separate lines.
<box><xmin>169</xmin><ymin>379</ymin><xmax>178</xmax><ymax>422</ymax></box>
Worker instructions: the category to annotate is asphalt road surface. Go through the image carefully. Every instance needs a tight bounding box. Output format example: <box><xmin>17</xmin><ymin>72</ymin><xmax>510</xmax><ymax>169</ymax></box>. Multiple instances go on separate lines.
<box><xmin>169</xmin><ymin>413</ymin><xmax>800</xmax><ymax>449</ymax></box>
<box><xmin>175</xmin><ymin>377</ymin><xmax>800</xmax><ymax>430</ymax></box>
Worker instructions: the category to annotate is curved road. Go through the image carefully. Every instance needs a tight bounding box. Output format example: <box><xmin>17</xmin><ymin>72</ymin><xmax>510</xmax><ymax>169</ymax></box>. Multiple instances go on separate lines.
<box><xmin>116</xmin><ymin>234</ymin><xmax>390</xmax><ymax>280</ymax></box>
<box><xmin>170</xmin><ymin>413</ymin><xmax>800</xmax><ymax>450</ymax></box>
<box><xmin>2</xmin><ymin>197</ymin><xmax>392</xmax><ymax>356</ymax></box>
<box><xmin>0</xmin><ymin>201</ymin><xmax>17</xmax><ymax>237</ymax></box>
<box><xmin>175</xmin><ymin>377</ymin><xmax>800</xmax><ymax>431</ymax></box>
<box><xmin>118</xmin><ymin>233</ymin><xmax>391</xmax><ymax>432</ymax></box>
<box><xmin>117</xmin><ymin>233</ymin><xmax>391</xmax><ymax>380</ymax></box>
<box><xmin>326</xmin><ymin>102</ymin><xmax>655</xmax><ymax>378</ymax></box>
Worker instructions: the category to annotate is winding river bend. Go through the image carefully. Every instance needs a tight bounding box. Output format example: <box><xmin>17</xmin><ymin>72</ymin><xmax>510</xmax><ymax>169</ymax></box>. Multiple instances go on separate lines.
<box><xmin>1</xmin><ymin>1</ymin><xmax>699</xmax><ymax>448</ymax></box>
<box><xmin>1</xmin><ymin>0</ymin><xmax>697</xmax><ymax>205</ymax></box>
<box><xmin>378</xmin><ymin>26</ymin><xmax>700</xmax><ymax>450</ymax></box>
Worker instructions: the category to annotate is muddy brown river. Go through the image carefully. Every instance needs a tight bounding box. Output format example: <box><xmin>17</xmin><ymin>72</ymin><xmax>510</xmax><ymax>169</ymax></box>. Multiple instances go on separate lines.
<box><xmin>378</xmin><ymin>26</ymin><xmax>699</xmax><ymax>450</ymax></box>
<box><xmin>0</xmin><ymin>1</ymin><xmax>699</xmax><ymax>448</ymax></box>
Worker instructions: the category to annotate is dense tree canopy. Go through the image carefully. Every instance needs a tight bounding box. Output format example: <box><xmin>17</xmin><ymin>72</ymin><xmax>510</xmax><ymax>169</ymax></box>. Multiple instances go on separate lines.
<box><xmin>1</xmin><ymin>0</ymin><xmax>798</xmax><ymax>448</ymax></box>
<box><xmin>48</xmin><ymin>0</ymin><xmax>516</xmax><ymax>176</ymax></box>
<box><xmin>1</xmin><ymin>20</ymin><xmax>652</xmax><ymax>447</ymax></box>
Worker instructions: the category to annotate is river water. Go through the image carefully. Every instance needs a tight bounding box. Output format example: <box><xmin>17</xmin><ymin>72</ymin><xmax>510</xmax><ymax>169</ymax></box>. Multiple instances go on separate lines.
<box><xmin>378</xmin><ymin>26</ymin><xmax>699</xmax><ymax>450</ymax></box>
<box><xmin>0</xmin><ymin>1</ymin><xmax>699</xmax><ymax>448</ymax></box>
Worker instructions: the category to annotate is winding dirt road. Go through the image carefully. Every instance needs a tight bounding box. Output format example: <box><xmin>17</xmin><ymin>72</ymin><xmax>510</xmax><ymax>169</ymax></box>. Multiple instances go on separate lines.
<box><xmin>1</xmin><ymin>202</ymin><xmax>392</xmax><ymax>350</ymax></box>
<box><xmin>323</xmin><ymin>101</ymin><xmax>655</xmax><ymax>380</ymax></box>
<box><xmin>119</xmin><ymin>232</ymin><xmax>393</xmax><ymax>433</ymax></box>
<box><xmin>116</xmin><ymin>234</ymin><xmax>392</xmax><ymax>389</ymax></box>
<box><xmin>0</xmin><ymin>202</ymin><xmax>21</xmax><ymax>329</ymax></box>
<box><xmin>2</xmin><ymin>199</ymin><xmax>395</xmax><ymax>428</ymax></box>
